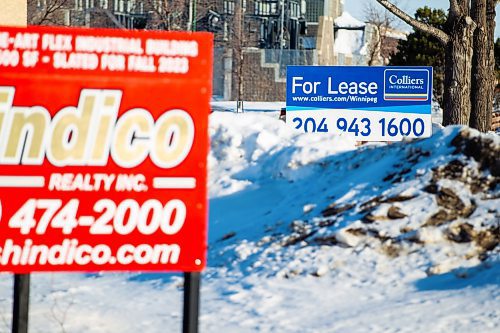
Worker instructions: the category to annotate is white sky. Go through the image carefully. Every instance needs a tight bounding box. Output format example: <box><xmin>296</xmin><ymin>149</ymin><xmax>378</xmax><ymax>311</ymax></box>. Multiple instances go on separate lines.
<box><xmin>344</xmin><ymin>0</ymin><xmax>500</xmax><ymax>38</ymax></box>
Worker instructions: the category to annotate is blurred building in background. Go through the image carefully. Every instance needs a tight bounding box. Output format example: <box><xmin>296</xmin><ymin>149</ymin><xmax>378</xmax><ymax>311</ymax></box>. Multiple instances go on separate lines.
<box><xmin>27</xmin><ymin>0</ymin><xmax>405</xmax><ymax>101</ymax></box>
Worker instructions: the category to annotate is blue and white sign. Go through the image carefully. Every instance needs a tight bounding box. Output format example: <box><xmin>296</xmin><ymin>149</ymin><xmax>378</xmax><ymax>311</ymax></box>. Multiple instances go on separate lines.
<box><xmin>286</xmin><ymin>66</ymin><xmax>433</xmax><ymax>141</ymax></box>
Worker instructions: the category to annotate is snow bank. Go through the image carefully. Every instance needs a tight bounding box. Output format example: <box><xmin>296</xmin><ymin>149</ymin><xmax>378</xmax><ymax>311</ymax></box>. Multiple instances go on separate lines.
<box><xmin>334</xmin><ymin>29</ymin><xmax>365</xmax><ymax>55</ymax></box>
<box><xmin>206</xmin><ymin>118</ymin><xmax>499</xmax><ymax>332</ymax></box>
<box><xmin>209</xmin><ymin>112</ymin><xmax>356</xmax><ymax>197</ymax></box>
<box><xmin>211</xmin><ymin>124</ymin><xmax>498</xmax><ymax>274</ymax></box>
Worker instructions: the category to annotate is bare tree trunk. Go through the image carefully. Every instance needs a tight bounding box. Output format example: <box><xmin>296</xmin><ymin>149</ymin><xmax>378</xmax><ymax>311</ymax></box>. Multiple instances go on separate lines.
<box><xmin>442</xmin><ymin>7</ymin><xmax>476</xmax><ymax>126</ymax></box>
<box><xmin>376</xmin><ymin>0</ymin><xmax>477</xmax><ymax>127</ymax></box>
<box><xmin>486</xmin><ymin>0</ymin><xmax>497</xmax><ymax>129</ymax></box>
<box><xmin>469</xmin><ymin>0</ymin><xmax>491</xmax><ymax>131</ymax></box>
<box><xmin>368</xmin><ymin>26</ymin><xmax>381</xmax><ymax>66</ymax></box>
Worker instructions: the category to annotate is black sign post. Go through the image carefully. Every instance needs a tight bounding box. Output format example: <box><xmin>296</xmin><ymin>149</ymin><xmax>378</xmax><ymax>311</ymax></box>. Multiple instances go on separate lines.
<box><xmin>12</xmin><ymin>274</ymin><xmax>30</xmax><ymax>333</ymax></box>
<box><xmin>10</xmin><ymin>272</ymin><xmax>202</xmax><ymax>333</ymax></box>
<box><xmin>183</xmin><ymin>272</ymin><xmax>201</xmax><ymax>333</ymax></box>
<box><xmin>12</xmin><ymin>159</ymin><xmax>30</xmax><ymax>333</ymax></box>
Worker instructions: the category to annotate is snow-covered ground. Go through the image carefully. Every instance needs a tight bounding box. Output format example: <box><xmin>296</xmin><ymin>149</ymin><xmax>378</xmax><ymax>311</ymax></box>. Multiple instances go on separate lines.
<box><xmin>0</xmin><ymin>108</ymin><xmax>498</xmax><ymax>333</ymax></box>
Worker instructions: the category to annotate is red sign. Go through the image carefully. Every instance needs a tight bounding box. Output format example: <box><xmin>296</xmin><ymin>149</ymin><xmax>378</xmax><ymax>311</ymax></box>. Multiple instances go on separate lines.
<box><xmin>0</xmin><ymin>26</ymin><xmax>212</xmax><ymax>273</ymax></box>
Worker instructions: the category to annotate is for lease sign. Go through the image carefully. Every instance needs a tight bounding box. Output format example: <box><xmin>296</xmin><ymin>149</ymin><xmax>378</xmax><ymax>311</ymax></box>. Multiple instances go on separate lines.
<box><xmin>0</xmin><ymin>26</ymin><xmax>212</xmax><ymax>273</ymax></box>
<box><xmin>286</xmin><ymin>66</ymin><xmax>433</xmax><ymax>141</ymax></box>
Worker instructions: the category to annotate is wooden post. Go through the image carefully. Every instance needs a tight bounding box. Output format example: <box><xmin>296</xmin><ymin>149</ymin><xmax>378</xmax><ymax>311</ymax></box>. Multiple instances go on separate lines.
<box><xmin>183</xmin><ymin>272</ymin><xmax>201</xmax><ymax>333</ymax></box>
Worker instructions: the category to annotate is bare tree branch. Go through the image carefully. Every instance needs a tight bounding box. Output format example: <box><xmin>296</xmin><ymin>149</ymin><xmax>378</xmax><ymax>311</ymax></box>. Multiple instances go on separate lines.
<box><xmin>29</xmin><ymin>0</ymin><xmax>69</xmax><ymax>25</ymax></box>
<box><xmin>144</xmin><ymin>0</ymin><xmax>211</xmax><ymax>31</ymax></box>
<box><xmin>375</xmin><ymin>0</ymin><xmax>450</xmax><ymax>45</ymax></box>
<box><xmin>364</xmin><ymin>1</ymin><xmax>400</xmax><ymax>65</ymax></box>
<box><xmin>48</xmin><ymin>274</ymin><xmax>75</xmax><ymax>333</ymax></box>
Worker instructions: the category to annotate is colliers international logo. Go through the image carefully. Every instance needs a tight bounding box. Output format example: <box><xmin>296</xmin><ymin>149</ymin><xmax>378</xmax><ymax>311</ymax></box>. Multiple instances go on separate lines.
<box><xmin>383</xmin><ymin>69</ymin><xmax>430</xmax><ymax>101</ymax></box>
